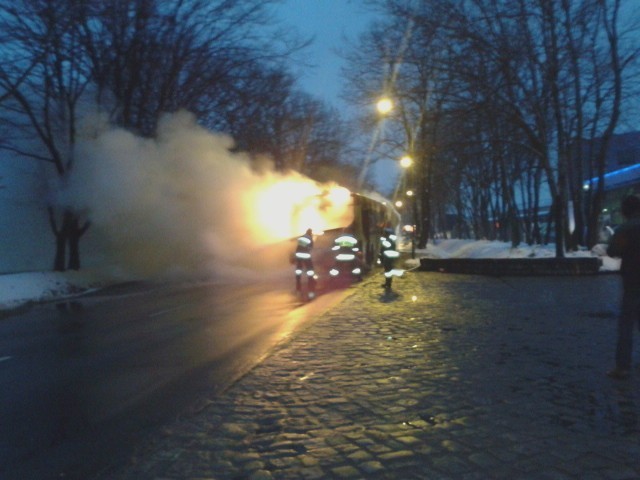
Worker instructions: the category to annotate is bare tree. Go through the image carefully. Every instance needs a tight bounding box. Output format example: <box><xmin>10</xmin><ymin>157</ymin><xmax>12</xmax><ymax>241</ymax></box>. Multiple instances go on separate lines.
<box><xmin>79</xmin><ymin>0</ymin><xmax>300</xmax><ymax>137</ymax></box>
<box><xmin>342</xmin><ymin>3</ymin><xmax>449</xmax><ymax>247</ymax></box>
<box><xmin>581</xmin><ymin>0</ymin><xmax>639</xmax><ymax>247</ymax></box>
<box><xmin>441</xmin><ymin>0</ymin><xmax>637</xmax><ymax>251</ymax></box>
<box><xmin>349</xmin><ymin>0</ymin><xmax>638</xmax><ymax>253</ymax></box>
<box><xmin>0</xmin><ymin>0</ymin><xmax>311</xmax><ymax>270</ymax></box>
<box><xmin>0</xmin><ymin>0</ymin><xmax>92</xmax><ymax>270</ymax></box>
<box><xmin>80</xmin><ymin>0</ymin><xmax>352</xmax><ymax>181</ymax></box>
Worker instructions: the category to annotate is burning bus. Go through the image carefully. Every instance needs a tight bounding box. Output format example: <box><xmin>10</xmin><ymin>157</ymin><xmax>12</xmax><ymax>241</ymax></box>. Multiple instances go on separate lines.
<box><xmin>290</xmin><ymin>189</ymin><xmax>400</xmax><ymax>293</ymax></box>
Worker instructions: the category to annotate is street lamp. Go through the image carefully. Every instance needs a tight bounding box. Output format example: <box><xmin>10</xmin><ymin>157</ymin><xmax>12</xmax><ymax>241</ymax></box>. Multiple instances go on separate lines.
<box><xmin>400</xmin><ymin>155</ymin><xmax>413</xmax><ymax>169</ymax></box>
<box><xmin>376</xmin><ymin>97</ymin><xmax>393</xmax><ymax>115</ymax></box>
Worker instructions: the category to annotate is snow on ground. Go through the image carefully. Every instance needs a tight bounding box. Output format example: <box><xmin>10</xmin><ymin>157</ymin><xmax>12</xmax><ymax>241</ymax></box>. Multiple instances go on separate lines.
<box><xmin>400</xmin><ymin>239</ymin><xmax>620</xmax><ymax>272</ymax></box>
<box><xmin>0</xmin><ymin>240</ymin><xmax>621</xmax><ymax>311</ymax></box>
<box><xmin>0</xmin><ymin>269</ymin><xmax>128</xmax><ymax>312</ymax></box>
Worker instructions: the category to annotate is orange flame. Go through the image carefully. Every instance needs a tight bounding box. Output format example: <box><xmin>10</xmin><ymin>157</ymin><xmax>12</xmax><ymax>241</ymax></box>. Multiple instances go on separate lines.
<box><xmin>251</xmin><ymin>180</ymin><xmax>353</xmax><ymax>242</ymax></box>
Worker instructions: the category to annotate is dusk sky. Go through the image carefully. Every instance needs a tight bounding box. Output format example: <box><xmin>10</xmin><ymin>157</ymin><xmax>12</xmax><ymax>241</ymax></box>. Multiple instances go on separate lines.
<box><xmin>273</xmin><ymin>0</ymin><xmax>380</xmax><ymax>113</ymax></box>
<box><xmin>272</xmin><ymin>0</ymin><xmax>398</xmax><ymax>192</ymax></box>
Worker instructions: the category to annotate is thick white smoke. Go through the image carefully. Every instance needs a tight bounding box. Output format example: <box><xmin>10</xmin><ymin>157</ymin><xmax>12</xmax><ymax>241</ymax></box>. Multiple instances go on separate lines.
<box><xmin>65</xmin><ymin>110</ymin><xmax>352</xmax><ymax>281</ymax></box>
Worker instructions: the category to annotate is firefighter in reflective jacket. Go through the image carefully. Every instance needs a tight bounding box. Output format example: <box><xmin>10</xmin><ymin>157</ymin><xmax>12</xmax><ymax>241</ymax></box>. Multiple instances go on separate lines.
<box><xmin>380</xmin><ymin>228</ymin><xmax>400</xmax><ymax>291</ymax></box>
<box><xmin>294</xmin><ymin>228</ymin><xmax>316</xmax><ymax>298</ymax></box>
<box><xmin>329</xmin><ymin>233</ymin><xmax>362</xmax><ymax>281</ymax></box>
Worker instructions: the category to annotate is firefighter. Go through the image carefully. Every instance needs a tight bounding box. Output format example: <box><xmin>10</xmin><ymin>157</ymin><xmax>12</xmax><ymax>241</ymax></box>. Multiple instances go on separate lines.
<box><xmin>294</xmin><ymin>228</ymin><xmax>317</xmax><ymax>299</ymax></box>
<box><xmin>329</xmin><ymin>233</ymin><xmax>362</xmax><ymax>282</ymax></box>
<box><xmin>380</xmin><ymin>227</ymin><xmax>400</xmax><ymax>292</ymax></box>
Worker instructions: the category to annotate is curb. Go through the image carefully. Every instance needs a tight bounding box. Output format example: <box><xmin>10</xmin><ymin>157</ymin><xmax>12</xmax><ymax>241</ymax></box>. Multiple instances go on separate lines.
<box><xmin>419</xmin><ymin>256</ymin><xmax>602</xmax><ymax>276</ymax></box>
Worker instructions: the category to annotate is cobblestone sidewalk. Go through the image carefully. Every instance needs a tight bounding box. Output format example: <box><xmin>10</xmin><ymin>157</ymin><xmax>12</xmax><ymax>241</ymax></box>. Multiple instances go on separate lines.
<box><xmin>98</xmin><ymin>272</ymin><xmax>640</xmax><ymax>479</ymax></box>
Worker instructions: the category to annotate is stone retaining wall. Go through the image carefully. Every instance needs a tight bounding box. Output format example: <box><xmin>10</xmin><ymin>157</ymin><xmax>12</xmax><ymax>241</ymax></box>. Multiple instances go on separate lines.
<box><xmin>419</xmin><ymin>257</ymin><xmax>602</xmax><ymax>276</ymax></box>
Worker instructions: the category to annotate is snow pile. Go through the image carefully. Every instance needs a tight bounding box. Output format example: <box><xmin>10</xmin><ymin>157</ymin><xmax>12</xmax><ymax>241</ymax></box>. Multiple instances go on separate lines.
<box><xmin>401</xmin><ymin>239</ymin><xmax>621</xmax><ymax>272</ymax></box>
<box><xmin>0</xmin><ymin>269</ymin><xmax>120</xmax><ymax>311</ymax></box>
<box><xmin>0</xmin><ymin>239</ymin><xmax>622</xmax><ymax>312</ymax></box>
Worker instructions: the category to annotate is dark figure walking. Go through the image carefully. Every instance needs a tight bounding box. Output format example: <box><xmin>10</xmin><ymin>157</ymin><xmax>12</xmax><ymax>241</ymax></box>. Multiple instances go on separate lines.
<box><xmin>607</xmin><ymin>194</ymin><xmax>640</xmax><ymax>379</ymax></box>
<box><xmin>294</xmin><ymin>228</ymin><xmax>317</xmax><ymax>300</ymax></box>
<box><xmin>380</xmin><ymin>227</ymin><xmax>400</xmax><ymax>293</ymax></box>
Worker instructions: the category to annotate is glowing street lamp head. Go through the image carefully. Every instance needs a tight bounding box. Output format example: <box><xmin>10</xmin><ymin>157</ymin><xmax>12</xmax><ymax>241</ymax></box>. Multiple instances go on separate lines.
<box><xmin>406</xmin><ymin>190</ymin><xmax>414</xmax><ymax>197</ymax></box>
<box><xmin>376</xmin><ymin>97</ymin><xmax>393</xmax><ymax>115</ymax></box>
<box><xmin>400</xmin><ymin>155</ymin><xmax>413</xmax><ymax>168</ymax></box>
<box><xmin>395</xmin><ymin>200</ymin><xmax>403</xmax><ymax>208</ymax></box>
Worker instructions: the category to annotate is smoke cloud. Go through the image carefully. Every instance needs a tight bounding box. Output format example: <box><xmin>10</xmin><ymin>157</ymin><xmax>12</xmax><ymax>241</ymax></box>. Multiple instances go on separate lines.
<box><xmin>64</xmin><ymin>110</ymin><xmax>352</xmax><ymax>281</ymax></box>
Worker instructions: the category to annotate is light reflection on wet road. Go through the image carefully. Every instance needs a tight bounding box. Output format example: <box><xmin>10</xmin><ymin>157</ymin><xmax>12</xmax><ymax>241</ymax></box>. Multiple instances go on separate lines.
<box><xmin>0</xmin><ymin>278</ymin><xmax>347</xmax><ymax>480</ymax></box>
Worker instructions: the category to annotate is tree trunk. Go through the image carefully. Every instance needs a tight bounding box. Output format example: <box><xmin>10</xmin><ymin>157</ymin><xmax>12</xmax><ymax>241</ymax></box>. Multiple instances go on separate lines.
<box><xmin>417</xmin><ymin>160</ymin><xmax>431</xmax><ymax>249</ymax></box>
<box><xmin>553</xmin><ymin>196</ymin><xmax>565</xmax><ymax>257</ymax></box>
<box><xmin>68</xmin><ymin>214</ymin><xmax>91</xmax><ymax>271</ymax></box>
<box><xmin>49</xmin><ymin>207</ymin><xmax>68</xmax><ymax>272</ymax></box>
<box><xmin>54</xmin><ymin>235</ymin><xmax>66</xmax><ymax>272</ymax></box>
<box><xmin>68</xmin><ymin>234</ymin><xmax>81</xmax><ymax>270</ymax></box>
<box><xmin>418</xmin><ymin>177</ymin><xmax>430</xmax><ymax>249</ymax></box>
<box><xmin>48</xmin><ymin>207</ymin><xmax>91</xmax><ymax>272</ymax></box>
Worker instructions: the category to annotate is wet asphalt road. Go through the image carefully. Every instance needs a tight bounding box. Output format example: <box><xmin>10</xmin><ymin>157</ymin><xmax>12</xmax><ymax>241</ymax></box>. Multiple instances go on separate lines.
<box><xmin>0</xmin><ymin>278</ymin><xmax>341</xmax><ymax>480</ymax></box>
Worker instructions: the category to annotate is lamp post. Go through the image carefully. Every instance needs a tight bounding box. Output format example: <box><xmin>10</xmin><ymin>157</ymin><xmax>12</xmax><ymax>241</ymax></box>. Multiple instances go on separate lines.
<box><xmin>359</xmin><ymin>96</ymin><xmax>394</xmax><ymax>188</ymax></box>
<box><xmin>400</xmin><ymin>155</ymin><xmax>416</xmax><ymax>259</ymax></box>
